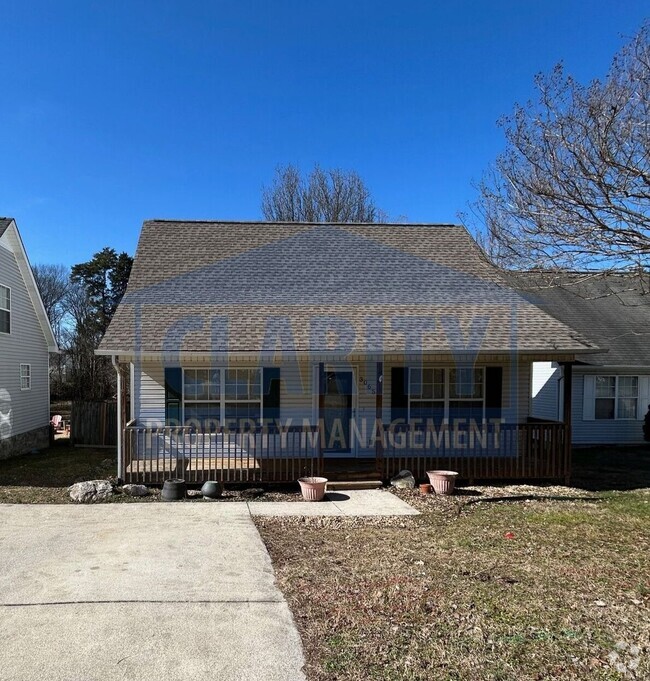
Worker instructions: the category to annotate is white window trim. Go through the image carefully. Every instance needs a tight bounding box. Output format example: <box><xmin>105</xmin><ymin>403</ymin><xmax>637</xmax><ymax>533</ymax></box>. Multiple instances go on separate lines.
<box><xmin>0</xmin><ymin>284</ymin><xmax>10</xmax><ymax>335</ymax></box>
<box><xmin>407</xmin><ymin>366</ymin><xmax>486</xmax><ymax>424</ymax></box>
<box><xmin>181</xmin><ymin>367</ymin><xmax>264</xmax><ymax>426</ymax></box>
<box><xmin>594</xmin><ymin>374</ymin><xmax>639</xmax><ymax>421</ymax></box>
<box><xmin>20</xmin><ymin>363</ymin><xmax>31</xmax><ymax>391</ymax></box>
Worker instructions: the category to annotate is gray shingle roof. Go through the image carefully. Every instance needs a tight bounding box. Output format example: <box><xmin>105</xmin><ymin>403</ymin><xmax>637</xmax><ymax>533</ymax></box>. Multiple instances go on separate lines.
<box><xmin>514</xmin><ymin>272</ymin><xmax>650</xmax><ymax>367</ymax></box>
<box><xmin>0</xmin><ymin>217</ymin><xmax>13</xmax><ymax>237</ymax></box>
<box><xmin>99</xmin><ymin>220</ymin><xmax>598</xmax><ymax>356</ymax></box>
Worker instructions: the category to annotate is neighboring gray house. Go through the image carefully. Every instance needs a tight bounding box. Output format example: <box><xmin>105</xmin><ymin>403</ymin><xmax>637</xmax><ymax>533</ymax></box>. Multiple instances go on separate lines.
<box><xmin>0</xmin><ymin>218</ymin><xmax>58</xmax><ymax>458</ymax></box>
<box><xmin>98</xmin><ymin>220</ymin><xmax>598</xmax><ymax>484</ymax></box>
<box><xmin>518</xmin><ymin>274</ymin><xmax>650</xmax><ymax>445</ymax></box>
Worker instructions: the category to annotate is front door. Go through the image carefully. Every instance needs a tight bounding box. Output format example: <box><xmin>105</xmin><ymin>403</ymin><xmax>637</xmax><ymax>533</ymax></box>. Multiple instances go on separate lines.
<box><xmin>321</xmin><ymin>369</ymin><xmax>355</xmax><ymax>456</ymax></box>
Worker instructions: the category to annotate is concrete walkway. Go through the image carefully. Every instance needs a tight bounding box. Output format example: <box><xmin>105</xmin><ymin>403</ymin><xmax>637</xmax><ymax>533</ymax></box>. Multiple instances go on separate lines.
<box><xmin>249</xmin><ymin>489</ymin><xmax>420</xmax><ymax>516</ymax></box>
<box><xmin>0</xmin><ymin>504</ymin><xmax>305</xmax><ymax>681</ymax></box>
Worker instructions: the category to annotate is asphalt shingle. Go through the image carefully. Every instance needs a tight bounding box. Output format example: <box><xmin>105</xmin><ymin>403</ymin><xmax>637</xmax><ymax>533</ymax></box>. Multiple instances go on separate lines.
<box><xmin>99</xmin><ymin>221</ymin><xmax>597</xmax><ymax>356</ymax></box>
<box><xmin>514</xmin><ymin>272</ymin><xmax>650</xmax><ymax>367</ymax></box>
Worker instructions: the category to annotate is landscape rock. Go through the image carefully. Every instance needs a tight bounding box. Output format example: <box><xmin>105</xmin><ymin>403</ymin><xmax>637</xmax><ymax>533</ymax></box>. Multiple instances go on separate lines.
<box><xmin>241</xmin><ymin>487</ymin><xmax>265</xmax><ymax>499</ymax></box>
<box><xmin>68</xmin><ymin>480</ymin><xmax>114</xmax><ymax>503</ymax></box>
<box><xmin>390</xmin><ymin>470</ymin><xmax>416</xmax><ymax>489</ymax></box>
<box><xmin>122</xmin><ymin>484</ymin><xmax>148</xmax><ymax>497</ymax></box>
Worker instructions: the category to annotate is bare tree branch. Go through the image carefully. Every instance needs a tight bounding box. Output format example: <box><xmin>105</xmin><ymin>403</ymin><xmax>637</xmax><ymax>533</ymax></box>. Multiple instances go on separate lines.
<box><xmin>466</xmin><ymin>23</ymin><xmax>650</xmax><ymax>289</ymax></box>
<box><xmin>262</xmin><ymin>164</ymin><xmax>387</xmax><ymax>223</ymax></box>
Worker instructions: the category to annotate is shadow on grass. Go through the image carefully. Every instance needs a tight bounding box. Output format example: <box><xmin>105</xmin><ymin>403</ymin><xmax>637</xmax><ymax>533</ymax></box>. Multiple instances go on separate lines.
<box><xmin>0</xmin><ymin>444</ymin><xmax>115</xmax><ymax>488</ymax></box>
<box><xmin>570</xmin><ymin>445</ymin><xmax>650</xmax><ymax>492</ymax></box>
<box><xmin>453</xmin><ymin>488</ymin><xmax>483</xmax><ymax>497</ymax></box>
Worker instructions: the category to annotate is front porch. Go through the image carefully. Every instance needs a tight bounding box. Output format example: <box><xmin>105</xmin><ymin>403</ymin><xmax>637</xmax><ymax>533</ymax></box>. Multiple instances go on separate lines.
<box><xmin>115</xmin><ymin>357</ymin><xmax>575</xmax><ymax>485</ymax></box>
<box><xmin>121</xmin><ymin>419</ymin><xmax>571</xmax><ymax>485</ymax></box>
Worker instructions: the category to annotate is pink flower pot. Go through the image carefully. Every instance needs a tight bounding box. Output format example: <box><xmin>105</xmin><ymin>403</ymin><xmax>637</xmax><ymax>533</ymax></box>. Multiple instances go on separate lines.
<box><xmin>426</xmin><ymin>470</ymin><xmax>458</xmax><ymax>495</ymax></box>
<box><xmin>298</xmin><ymin>476</ymin><xmax>328</xmax><ymax>501</ymax></box>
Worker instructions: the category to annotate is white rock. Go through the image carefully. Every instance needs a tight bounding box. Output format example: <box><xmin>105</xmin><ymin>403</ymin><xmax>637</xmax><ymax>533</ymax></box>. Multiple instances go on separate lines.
<box><xmin>390</xmin><ymin>470</ymin><xmax>415</xmax><ymax>489</ymax></box>
<box><xmin>122</xmin><ymin>484</ymin><xmax>148</xmax><ymax>497</ymax></box>
<box><xmin>68</xmin><ymin>480</ymin><xmax>114</xmax><ymax>503</ymax></box>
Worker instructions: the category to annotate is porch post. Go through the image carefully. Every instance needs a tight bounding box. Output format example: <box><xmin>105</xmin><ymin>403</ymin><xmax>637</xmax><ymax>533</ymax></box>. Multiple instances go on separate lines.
<box><xmin>120</xmin><ymin>363</ymin><xmax>129</xmax><ymax>434</ymax></box>
<box><xmin>561</xmin><ymin>362</ymin><xmax>573</xmax><ymax>484</ymax></box>
<box><xmin>376</xmin><ymin>361</ymin><xmax>384</xmax><ymax>478</ymax></box>
<box><xmin>113</xmin><ymin>357</ymin><xmax>122</xmax><ymax>480</ymax></box>
<box><xmin>318</xmin><ymin>362</ymin><xmax>325</xmax><ymax>476</ymax></box>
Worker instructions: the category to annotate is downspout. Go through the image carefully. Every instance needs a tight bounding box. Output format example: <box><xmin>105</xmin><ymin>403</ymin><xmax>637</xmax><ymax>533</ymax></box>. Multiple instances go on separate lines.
<box><xmin>112</xmin><ymin>355</ymin><xmax>122</xmax><ymax>480</ymax></box>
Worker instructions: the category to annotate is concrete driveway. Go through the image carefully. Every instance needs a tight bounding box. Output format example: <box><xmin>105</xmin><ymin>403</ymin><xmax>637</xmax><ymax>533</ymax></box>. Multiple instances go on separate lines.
<box><xmin>0</xmin><ymin>504</ymin><xmax>305</xmax><ymax>681</ymax></box>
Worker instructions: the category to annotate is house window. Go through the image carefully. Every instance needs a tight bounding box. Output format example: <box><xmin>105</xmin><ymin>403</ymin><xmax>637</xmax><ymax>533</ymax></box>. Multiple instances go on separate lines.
<box><xmin>409</xmin><ymin>368</ymin><xmax>445</xmax><ymax>423</ymax></box>
<box><xmin>449</xmin><ymin>367</ymin><xmax>484</xmax><ymax>423</ymax></box>
<box><xmin>182</xmin><ymin>368</ymin><xmax>262</xmax><ymax>429</ymax></box>
<box><xmin>183</xmin><ymin>369</ymin><xmax>220</xmax><ymax>429</ymax></box>
<box><xmin>408</xmin><ymin>367</ymin><xmax>485</xmax><ymax>424</ymax></box>
<box><xmin>0</xmin><ymin>285</ymin><xmax>10</xmax><ymax>334</ymax></box>
<box><xmin>595</xmin><ymin>375</ymin><xmax>638</xmax><ymax>420</ymax></box>
<box><xmin>225</xmin><ymin>368</ymin><xmax>261</xmax><ymax>426</ymax></box>
<box><xmin>20</xmin><ymin>364</ymin><xmax>31</xmax><ymax>390</ymax></box>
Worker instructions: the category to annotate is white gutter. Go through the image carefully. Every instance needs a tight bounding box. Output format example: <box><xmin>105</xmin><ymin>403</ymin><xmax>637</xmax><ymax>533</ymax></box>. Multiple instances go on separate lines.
<box><xmin>111</xmin><ymin>355</ymin><xmax>122</xmax><ymax>480</ymax></box>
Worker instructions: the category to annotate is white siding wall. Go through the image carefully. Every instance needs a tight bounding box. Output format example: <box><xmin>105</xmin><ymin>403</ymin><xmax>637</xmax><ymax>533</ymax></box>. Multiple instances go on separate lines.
<box><xmin>0</xmin><ymin>243</ymin><xmax>50</xmax><ymax>439</ymax></box>
<box><xmin>531</xmin><ymin>362</ymin><xmax>560</xmax><ymax>421</ymax></box>
<box><xmin>572</xmin><ymin>370</ymin><xmax>650</xmax><ymax>444</ymax></box>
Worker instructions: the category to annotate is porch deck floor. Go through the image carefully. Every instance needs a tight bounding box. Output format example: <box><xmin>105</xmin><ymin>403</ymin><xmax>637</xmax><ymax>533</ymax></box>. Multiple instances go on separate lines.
<box><xmin>126</xmin><ymin>457</ymin><xmax>261</xmax><ymax>475</ymax></box>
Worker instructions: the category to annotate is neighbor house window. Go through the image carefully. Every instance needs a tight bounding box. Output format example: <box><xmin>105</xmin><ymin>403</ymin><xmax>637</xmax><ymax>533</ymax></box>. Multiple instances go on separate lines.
<box><xmin>0</xmin><ymin>285</ymin><xmax>10</xmax><ymax>334</ymax></box>
<box><xmin>20</xmin><ymin>364</ymin><xmax>31</xmax><ymax>390</ymax></box>
<box><xmin>182</xmin><ymin>368</ymin><xmax>262</xmax><ymax>429</ymax></box>
<box><xmin>595</xmin><ymin>375</ymin><xmax>638</xmax><ymax>420</ymax></box>
<box><xmin>408</xmin><ymin>367</ymin><xmax>485</xmax><ymax>424</ymax></box>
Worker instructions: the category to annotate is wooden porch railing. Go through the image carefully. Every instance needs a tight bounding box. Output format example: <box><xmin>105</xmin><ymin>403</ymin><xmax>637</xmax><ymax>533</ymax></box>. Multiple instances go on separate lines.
<box><xmin>381</xmin><ymin>421</ymin><xmax>569</xmax><ymax>482</ymax></box>
<box><xmin>121</xmin><ymin>420</ymin><xmax>569</xmax><ymax>485</ymax></box>
<box><xmin>122</xmin><ymin>424</ymin><xmax>322</xmax><ymax>484</ymax></box>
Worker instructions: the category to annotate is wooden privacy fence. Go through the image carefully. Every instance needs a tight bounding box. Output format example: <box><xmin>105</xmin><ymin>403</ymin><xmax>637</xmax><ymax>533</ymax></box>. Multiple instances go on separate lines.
<box><xmin>71</xmin><ymin>401</ymin><xmax>118</xmax><ymax>447</ymax></box>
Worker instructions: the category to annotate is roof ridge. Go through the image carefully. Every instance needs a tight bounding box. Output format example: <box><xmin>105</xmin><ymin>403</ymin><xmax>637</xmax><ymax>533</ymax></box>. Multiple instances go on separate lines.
<box><xmin>142</xmin><ymin>219</ymin><xmax>464</xmax><ymax>228</ymax></box>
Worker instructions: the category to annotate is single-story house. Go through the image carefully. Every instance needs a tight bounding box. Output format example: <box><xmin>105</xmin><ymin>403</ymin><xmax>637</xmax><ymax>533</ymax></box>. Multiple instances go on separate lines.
<box><xmin>97</xmin><ymin>220</ymin><xmax>600</xmax><ymax>484</ymax></box>
<box><xmin>0</xmin><ymin>217</ymin><xmax>58</xmax><ymax>458</ymax></box>
<box><xmin>516</xmin><ymin>273</ymin><xmax>650</xmax><ymax>445</ymax></box>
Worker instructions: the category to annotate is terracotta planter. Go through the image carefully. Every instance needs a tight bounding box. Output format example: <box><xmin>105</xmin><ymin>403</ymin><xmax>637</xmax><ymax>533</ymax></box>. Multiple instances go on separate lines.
<box><xmin>298</xmin><ymin>476</ymin><xmax>328</xmax><ymax>501</ymax></box>
<box><xmin>419</xmin><ymin>483</ymin><xmax>432</xmax><ymax>495</ymax></box>
<box><xmin>426</xmin><ymin>470</ymin><xmax>458</xmax><ymax>495</ymax></box>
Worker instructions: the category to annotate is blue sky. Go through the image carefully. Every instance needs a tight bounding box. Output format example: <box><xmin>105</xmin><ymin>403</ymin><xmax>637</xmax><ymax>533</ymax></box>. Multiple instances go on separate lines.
<box><xmin>0</xmin><ymin>1</ymin><xmax>647</xmax><ymax>266</ymax></box>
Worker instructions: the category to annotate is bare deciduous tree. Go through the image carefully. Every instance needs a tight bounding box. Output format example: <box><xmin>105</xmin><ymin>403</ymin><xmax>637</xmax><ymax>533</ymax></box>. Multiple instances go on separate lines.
<box><xmin>262</xmin><ymin>164</ymin><xmax>386</xmax><ymax>223</ymax></box>
<box><xmin>469</xmin><ymin>23</ymin><xmax>650</xmax><ymax>288</ymax></box>
<box><xmin>32</xmin><ymin>263</ymin><xmax>70</xmax><ymax>342</ymax></box>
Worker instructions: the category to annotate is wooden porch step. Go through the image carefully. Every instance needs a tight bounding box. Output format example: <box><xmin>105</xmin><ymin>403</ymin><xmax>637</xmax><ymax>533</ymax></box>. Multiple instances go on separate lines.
<box><xmin>326</xmin><ymin>480</ymin><xmax>383</xmax><ymax>491</ymax></box>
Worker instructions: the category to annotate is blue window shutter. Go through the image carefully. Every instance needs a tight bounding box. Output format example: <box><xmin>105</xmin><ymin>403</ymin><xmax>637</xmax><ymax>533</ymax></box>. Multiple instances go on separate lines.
<box><xmin>263</xmin><ymin>367</ymin><xmax>281</xmax><ymax>426</ymax></box>
<box><xmin>391</xmin><ymin>367</ymin><xmax>409</xmax><ymax>423</ymax></box>
<box><xmin>165</xmin><ymin>368</ymin><xmax>182</xmax><ymax>426</ymax></box>
<box><xmin>485</xmin><ymin>367</ymin><xmax>503</xmax><ymax>420</ymax></box>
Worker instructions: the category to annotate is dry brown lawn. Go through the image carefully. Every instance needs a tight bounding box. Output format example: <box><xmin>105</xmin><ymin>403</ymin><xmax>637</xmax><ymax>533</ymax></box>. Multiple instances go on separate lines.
<box><xmin>257</xmin><ymin>448</ymin><xmax>650</xmax><ymax>680</ymax></box>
